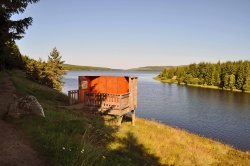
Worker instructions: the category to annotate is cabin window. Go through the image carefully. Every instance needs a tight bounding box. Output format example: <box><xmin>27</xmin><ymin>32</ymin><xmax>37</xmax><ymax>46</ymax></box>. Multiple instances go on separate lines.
<box><xmin>80</xmin><ymin>81</ymin><xmax>88</xmax><ymax>89</ymax></box>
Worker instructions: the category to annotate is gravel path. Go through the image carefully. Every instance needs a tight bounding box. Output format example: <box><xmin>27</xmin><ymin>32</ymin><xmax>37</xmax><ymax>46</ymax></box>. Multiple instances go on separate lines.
<box><xmin>0</xmin><ymin>76</ymin><xmax>47</xmax><ymax>166</ymax></box>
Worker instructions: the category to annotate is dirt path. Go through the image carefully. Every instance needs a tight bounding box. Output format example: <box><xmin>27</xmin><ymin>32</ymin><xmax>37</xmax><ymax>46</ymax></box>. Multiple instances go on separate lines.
<box><xmin>0</xmin><ymin>76</ymin><xmax>47</xmax><ymax>166</ymax></box>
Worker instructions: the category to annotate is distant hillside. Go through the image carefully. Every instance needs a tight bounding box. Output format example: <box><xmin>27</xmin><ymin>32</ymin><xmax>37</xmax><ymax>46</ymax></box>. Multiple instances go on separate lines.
<box><xmin>62</xmin><ymin>64</ymin><xmax>115</xmax><ymax>71</ymax></box>
<box><xmin>128</xmin><ymin>66</ymin><xmax>174</xmax><ymax>71</ymax></box>
<box><xmin>63</xmin><ymin>64</ymin><xmax>185</xmax><ymax>71</ymax></box>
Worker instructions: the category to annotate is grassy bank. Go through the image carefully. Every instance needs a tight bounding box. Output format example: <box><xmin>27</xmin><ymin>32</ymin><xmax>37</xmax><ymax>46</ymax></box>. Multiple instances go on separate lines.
<box><xmin>6</xmin><ymin>70</ymin><xmax>250</xmax><ymax>165</ymax></box>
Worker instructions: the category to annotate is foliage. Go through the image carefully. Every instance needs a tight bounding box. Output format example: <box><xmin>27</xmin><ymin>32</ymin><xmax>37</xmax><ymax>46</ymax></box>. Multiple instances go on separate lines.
<box><xmin>157</xmin><ymin>60</ymin><xmax>250</xmax><ymax>92</ymax></box>
<box><xmin>0</xmin><ymin>42</ymin><xmax>25</xmax><ymax>70</ymax></box>
<box><xmin>45</xmin><ymin>47</ymin><xmax>65</xmax><ymax>91</ymax></box>
<box><xmin>0</xmin><ymin>0</ymin><xmax>39</xmax><ymax>70</ymax></box>
<box><xmin>8</xmin><ymin>70</ymin><xmax>250</xmax><ymax>165</ymax></box>
<box><xmin>24</xmin><ymin>47</ymin><xmax>65</xmax><ymax>91</ymax></box>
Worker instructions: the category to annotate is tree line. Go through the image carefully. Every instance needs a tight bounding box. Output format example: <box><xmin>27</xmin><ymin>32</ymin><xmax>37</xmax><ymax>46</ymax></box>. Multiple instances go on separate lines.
<box><xmin>23</xmin><ymin>47</ymin><xmax>65</xmax><ymax>91</ymax></box>
<box><xmin>1</xmin><ymin>0</ymin><xmax>65</xmax><ymax>91</ymax></box>
<box><xmin>157</xmin><ymin>61</ymin><xmax>250</xmax><ymax>92</ymax></box>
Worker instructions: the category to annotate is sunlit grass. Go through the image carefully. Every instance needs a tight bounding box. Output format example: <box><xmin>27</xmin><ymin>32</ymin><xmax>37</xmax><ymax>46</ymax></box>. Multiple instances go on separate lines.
<box><xmin>8</xmin><ymin>70</ymin><xmax>250</xmax><ymax>165</ymax></box>
<box><xmin>114</xmin><ymin>118</ymin><xmax>250</xmax><ymax>165</ymax></box>
<box><xmin>187</xmin><ymin>84</ymin><xmax>221</xmax><ymax>90</ymax></box>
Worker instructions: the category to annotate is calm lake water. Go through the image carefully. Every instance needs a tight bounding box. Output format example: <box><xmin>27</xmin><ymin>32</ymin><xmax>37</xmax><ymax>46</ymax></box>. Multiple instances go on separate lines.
<box><xmin>62</xmin><ymin>70</ymin><xmax>250</xmax><ymax>151</ymax></box>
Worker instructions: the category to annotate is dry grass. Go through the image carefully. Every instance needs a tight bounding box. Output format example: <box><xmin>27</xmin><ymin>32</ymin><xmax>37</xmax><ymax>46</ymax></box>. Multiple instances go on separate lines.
<box><xmin>113</xmin><ymin>117</ymin><xmax>250</xmax><ymax>165</ymax></box>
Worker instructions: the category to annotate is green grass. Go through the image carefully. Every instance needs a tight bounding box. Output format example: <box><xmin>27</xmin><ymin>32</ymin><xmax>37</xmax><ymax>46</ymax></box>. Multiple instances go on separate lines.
<box><xmin>6</xmin><ymin>70</ymin><xmax>250</xmax><ymax>165</ymax></box>
<box><xmin>187</xmin><ymin>84</ymin><xmax>221</xmax><ymax>90</ymax></box>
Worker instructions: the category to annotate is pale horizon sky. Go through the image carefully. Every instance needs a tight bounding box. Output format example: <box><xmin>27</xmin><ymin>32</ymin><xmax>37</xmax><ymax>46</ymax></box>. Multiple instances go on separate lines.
<box><xmin>12</xmin><ymin>0</ymin><xmax>250</xmax><ymax>69</ymax></box>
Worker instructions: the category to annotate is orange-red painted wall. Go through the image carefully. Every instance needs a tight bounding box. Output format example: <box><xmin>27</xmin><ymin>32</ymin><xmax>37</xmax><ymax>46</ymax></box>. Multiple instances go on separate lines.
<box><xmin>78</xmin><ymin>76</ymin><xmax>129</xmax><ymax>103</ymax></box>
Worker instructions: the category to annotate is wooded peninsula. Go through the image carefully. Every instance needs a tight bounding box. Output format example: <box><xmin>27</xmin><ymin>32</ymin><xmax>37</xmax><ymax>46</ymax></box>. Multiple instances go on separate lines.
<box><xmin>156</xmin><ymin>61</ymin><xmax>250</xmax><ymax>92</ymax></box>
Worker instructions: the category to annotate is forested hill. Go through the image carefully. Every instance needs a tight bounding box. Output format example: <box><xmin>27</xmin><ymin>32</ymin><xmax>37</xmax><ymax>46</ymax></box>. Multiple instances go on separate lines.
<box><xmin>63</xmin><ymin>64</ymin><xmax>174</xmax><ymax>71</ymax></box>
<box><xmin>62</xmin><ymin>64</ymin><xmax>114</xmax><ymax>71</ymax></box>
<box><xmin>156</xmin><ymin>60</ymin><xmax>250</xmax><ymax>92</ymax></box>
<box><xmin>129</xmin><ymin>66</ymin><xmax>174</xmax><ymax>71</ymax></box>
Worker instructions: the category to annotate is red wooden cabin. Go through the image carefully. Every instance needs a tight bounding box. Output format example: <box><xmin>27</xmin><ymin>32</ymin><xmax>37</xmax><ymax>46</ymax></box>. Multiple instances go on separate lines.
<box><xmin>68</xmin><ymin>76</ymin><xmax>138</xmax><ymax>125</ymax></box>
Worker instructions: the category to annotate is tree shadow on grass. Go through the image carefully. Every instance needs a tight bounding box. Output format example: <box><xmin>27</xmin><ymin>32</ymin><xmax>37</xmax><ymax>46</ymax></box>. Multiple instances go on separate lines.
<box><xmin>15</xmin><ymin>102</ymin><xmax>166</xmax><ymax>166</ymax></box>
<box><xmin>11</xmin><ymin>75</ymin><xmax>165</xmax><ymax>165</ymax></box>
<box><xmin>7</xmin><ymin>71</ymin><xmax>167</xmax><ymax>165</ymax></box>
<box><xmin>67</xmin><ymin>110</ymin><xmax>166</xmax><ymax>166</ymax></box>
<box><xmin>104</xmin><ymin>131</ymin><xmax>166</xmax><ymax>166</ymax></box>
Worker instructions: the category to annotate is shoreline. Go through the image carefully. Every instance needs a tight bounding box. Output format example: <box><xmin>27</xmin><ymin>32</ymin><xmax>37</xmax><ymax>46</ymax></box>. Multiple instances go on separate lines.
<box><xmin>154</xmin><ymin>77</ymin><xmax>250</xmax><ymax>93</ymax></box>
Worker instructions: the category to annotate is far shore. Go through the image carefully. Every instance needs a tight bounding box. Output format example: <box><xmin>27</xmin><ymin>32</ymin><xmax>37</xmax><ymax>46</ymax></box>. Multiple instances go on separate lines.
<box><xmin>153</xmin><ymin>77</ymin><xmax>250</xmax><ymax>93</ymax></box>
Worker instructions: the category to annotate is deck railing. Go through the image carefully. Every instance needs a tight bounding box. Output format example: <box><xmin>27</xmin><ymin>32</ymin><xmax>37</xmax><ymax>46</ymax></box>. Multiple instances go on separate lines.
<box><xmin>68</xmin><ymin>90</ymin><xmax>79</xmax><ymax>105</ymax></box>
<box><xmin>84</xmin><ymin>92</ymin><xmax>130</xmax><ymax>111</ymax></box>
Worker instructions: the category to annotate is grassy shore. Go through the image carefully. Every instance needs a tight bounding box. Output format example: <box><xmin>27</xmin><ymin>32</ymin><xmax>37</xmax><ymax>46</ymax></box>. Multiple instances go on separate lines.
<box><xmin>154</xmin><ymin>77</ymin><xmax>250</xmax><ymax>93</ymax></box>
<box><xmin>5</xmin><ymin>70</ymin><xmax>250</xmax><ymax>165</ymax></box>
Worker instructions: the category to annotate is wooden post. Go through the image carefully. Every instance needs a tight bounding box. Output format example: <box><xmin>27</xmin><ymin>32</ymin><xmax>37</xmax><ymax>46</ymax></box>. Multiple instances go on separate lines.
<box><xmin>84</xmin><ymin>92</ymin><xmax>87</xmax><ymax>107</ymax></box>
<box><xmin>68</xmin><ymin>91</ymin><xmax>72</xmax><ymax>105</ymax></box>
<box><xmin>131</xmin><ymin>110</ymin><xmax>135</xmax><ymax>126</ymax></box>
<box><xmin>117</xmin><ymin>115</ymin><xmax>123</xmax><ymax>126</ymax></box>
<box><xmin>119</xmin><ymin>95</ymin><xmax>122</xmax><ymax>111</ymax></box>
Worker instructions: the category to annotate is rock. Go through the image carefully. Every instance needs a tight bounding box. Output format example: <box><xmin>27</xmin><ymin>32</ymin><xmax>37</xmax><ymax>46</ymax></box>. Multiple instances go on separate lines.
<box><xmin>8</xmin><ymin>95</ymin><xmax>45</xmax><ymax>118</ymax></box>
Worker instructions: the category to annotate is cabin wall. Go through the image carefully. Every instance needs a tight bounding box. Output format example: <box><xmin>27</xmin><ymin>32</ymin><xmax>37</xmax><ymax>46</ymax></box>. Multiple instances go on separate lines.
<box><xmin>78</xmin><ymin>76</ymin><xmax>130</xmax><ymax>103</ymax></box>
<box><xmin>89</xmin><ymin>76</ymin><xmax>129</xmax><ymax>94</ymax></box>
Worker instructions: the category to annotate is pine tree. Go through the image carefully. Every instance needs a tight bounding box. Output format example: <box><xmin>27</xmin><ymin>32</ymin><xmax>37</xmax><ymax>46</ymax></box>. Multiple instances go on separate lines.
<box><xmin>187</xmin><ymin>63</ymin><xmax>198</xmax><ymax>78</ymax></box>
<box><xmin>184</xmin><ymin>74</ymin><xmax>193</xmax><ymax>84</ymax></box>
<box><xmin>228</xmin><ymin>74</ymin><xmax>235</xmax><ymax>90</ymax></box>
<box><xmin>243</xmin><ymin>63</ymin><xmax>250</xmax><ymax>92</ymax></box>
<box><xmin>214</xmin><ymin>63</ymin><xmax>221</xmax><ymax>86</ymax></box>
<box><xmin>45</xmin><ymin>47</ymin><xmax>65</xmax><ymax>91</ymax></box>
<box><xmin>0</xmin><ymin>0</ymin><xmax>39</xmax><ymax>70</ymax></box>
<box><xmin>222</xmin><ymin>73</ymin><xmax>229</xmax><ymax>89</ymax></box>
<box><xmin>243</xmin><ymin>75</ymin><xmax>250</xmax><ymax>92</ymax></box>
<box><xmin>166</xmin><ymin>68</ymin><xmax>175</xmax><ymax>79</ymax></box>
<box><xmin>236</xmin><ymin>64</ymin><xmax>245</xmax><ymax>90</ymax></box>
<box><xmin>156</xmin><ymin>60</ymin><xmax>250</xmax><ymax>92</ymax></box>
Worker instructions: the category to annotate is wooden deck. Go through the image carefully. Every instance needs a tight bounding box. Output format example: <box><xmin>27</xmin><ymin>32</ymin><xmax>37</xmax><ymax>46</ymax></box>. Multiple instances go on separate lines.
<box><xmin>84</xmin><ymin>92</ymin><xmax>130</xmax><ymax>114</ymax></box>
<box><xmin>68</xmin><ymin>91</ymin><xmax>135</xmax><ymax>125</ymax></box>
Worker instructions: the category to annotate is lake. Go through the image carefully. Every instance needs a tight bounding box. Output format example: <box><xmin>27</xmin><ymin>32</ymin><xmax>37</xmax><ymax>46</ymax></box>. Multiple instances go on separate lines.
<box><xmin>62</xmin><ymin>70</ymin><xmax>250</xmax><ymax>151</ymax></box>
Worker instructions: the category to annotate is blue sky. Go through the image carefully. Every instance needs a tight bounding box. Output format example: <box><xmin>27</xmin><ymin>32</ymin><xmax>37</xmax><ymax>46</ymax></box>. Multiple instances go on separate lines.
<box><xmin>12</xmin><ymin>0</ymin><xmax>250</xmax><ymax>69</ymax></box>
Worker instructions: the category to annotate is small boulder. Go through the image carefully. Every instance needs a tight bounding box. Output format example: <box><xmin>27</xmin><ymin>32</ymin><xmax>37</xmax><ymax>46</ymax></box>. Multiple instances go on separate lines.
<box><xmin>8</xmin><ymin>95</ymin><xmax>45</xmax><ymax>118</ymax></box>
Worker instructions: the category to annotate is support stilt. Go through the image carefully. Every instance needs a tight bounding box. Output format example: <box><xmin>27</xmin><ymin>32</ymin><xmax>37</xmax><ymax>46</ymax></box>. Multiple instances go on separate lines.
<box><xmin>131</xmin><ymin>110</ymin><xmax>135</xmax><ymax>126</ymax></box>
<box><xmin>117</xmin><ymin>115</ymin><xmax>123</xmax><ymax>126</ymax></box>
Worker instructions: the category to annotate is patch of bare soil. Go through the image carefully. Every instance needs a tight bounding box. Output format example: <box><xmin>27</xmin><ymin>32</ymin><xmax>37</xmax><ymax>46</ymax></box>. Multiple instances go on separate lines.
<box><xmin>0</xmin><ymin>76</ymin><xmax>47</xmax><ymax>166</ymax></box>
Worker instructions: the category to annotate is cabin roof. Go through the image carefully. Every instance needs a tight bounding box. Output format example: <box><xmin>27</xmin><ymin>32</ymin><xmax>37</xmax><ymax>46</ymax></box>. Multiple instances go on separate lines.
<box><xmin>79</xmin><ymin>75</ymin><xmax>138</xmax><ymax>78</ymax></box>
